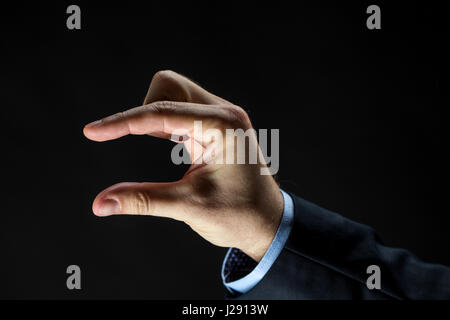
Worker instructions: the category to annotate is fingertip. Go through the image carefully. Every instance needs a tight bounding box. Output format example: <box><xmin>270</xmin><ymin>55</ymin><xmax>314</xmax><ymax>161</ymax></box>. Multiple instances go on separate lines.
<box><xmin>93</xmin><ymin>197</ymin><xmax>121</xmax><ymax>216</ymax></box>
<box><xmin>82</xmin><ymin>125</ymin><xmax>91</xmax><ymax>139</ymax></box>
<box><xmin>83</xmin><ymin>124</ymin><xmax>95</xmax><ymax>139</ymax></box>
<box><xmin>83</xmin><ymin>125</ymin><xmax>105</xmax><ymax>142</ymax></box>
<box><xmin>92</xmin><ymin>197</ymin><xmax>102</xmax><ymax>216</ymax></box>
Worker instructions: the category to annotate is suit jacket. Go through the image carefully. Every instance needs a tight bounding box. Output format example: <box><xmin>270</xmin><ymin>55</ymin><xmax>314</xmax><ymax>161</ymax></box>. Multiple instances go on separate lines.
<box><xmin>236</xmin><ymin>193</ymin><xmax>450</xmax><ymax>299</ymax></box>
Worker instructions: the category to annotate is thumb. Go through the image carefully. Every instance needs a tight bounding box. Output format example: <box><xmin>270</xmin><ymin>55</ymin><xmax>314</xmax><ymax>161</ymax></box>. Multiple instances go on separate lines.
<box><xmin>92</xmin><ymin>181</ymin><xmax>191</xmax><ymax>221</ymax></box>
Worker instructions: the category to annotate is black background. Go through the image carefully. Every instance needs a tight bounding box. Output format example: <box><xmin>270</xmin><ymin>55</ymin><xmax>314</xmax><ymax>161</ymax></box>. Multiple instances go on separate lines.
<box><xmin>0</xmin><ymin>1</ymin><xmax>449</xmax><ymax>299</ymax></box>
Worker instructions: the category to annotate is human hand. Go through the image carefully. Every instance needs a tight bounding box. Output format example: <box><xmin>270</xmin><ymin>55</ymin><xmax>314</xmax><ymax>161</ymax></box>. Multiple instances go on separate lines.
<box><xmin>83</xmin><ymin>70</ymin><xmax>283</xmax><ymax>262</ymax></box>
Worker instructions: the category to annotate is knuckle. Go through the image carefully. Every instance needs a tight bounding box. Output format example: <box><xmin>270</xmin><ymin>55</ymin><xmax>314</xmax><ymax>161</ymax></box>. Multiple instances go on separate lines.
<box><xmin>149</xmin><ymin>100</ymin><xmax>176</xmax><ymax>113</ymax></box>
<box><xmin>151</xmin><ymin>70</ymin><xmax>189</xmax><ymax>102</ymax></box>
<box><xmin>152</xmin><ymin>70</ymin><xmax>176</xmax><ymax>84</ymax></box>
<box><xmin>132</xmin><ymin>191</ymin><xmax>151</xmax><ymax>215</ymax></box>
<box><xmin>222</xmin><ymin>104</ymin><xmax>251</xmax><ymax>127</ymax></box>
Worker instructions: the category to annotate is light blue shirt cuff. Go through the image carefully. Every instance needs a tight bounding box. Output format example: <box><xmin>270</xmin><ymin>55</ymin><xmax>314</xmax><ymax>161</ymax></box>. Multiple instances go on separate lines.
<box><xmin>221</xmin><ymin>189</ymin><xmax>294</xmax><ymax>294</ymax></box>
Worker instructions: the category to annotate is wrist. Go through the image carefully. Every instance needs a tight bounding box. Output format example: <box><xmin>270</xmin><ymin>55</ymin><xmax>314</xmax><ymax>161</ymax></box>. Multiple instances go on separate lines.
<box><xmin>240</xmin><ymin>189</ymin><xmax>284</xmax><ymax>262</ymax></box>
<box><xmin>243</xmin><ymin>233</ymin><xmax>275</xmax><ymax>262</ymax></box>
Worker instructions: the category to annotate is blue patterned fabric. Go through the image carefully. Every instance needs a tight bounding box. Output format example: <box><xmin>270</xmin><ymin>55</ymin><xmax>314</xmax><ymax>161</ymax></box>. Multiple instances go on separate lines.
<box><xmin>223</xmin><ymin>248</ymin><xmax>258</xmax><ymax>282</ymax></box>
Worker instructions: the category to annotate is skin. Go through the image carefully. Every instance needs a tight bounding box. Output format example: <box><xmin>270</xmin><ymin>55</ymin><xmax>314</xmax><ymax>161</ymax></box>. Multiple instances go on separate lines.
<box><xmin>83</xmin><ymin>70</ymin><xmax>284</xmax><ymax>262</ymax></box>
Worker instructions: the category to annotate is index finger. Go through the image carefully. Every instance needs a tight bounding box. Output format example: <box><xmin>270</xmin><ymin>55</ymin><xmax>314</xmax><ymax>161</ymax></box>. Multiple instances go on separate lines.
<box><xmin>83</xmin><ymin>101</ymin><xmax>236</xmax><ymax>142</ymax></box>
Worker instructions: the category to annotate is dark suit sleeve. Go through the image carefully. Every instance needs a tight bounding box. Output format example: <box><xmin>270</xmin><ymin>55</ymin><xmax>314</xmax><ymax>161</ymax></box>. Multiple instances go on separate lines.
<box><xmin>236</xmin><ymin>193</ymin><xmax>450</xmax><ymax>299</ymax></box>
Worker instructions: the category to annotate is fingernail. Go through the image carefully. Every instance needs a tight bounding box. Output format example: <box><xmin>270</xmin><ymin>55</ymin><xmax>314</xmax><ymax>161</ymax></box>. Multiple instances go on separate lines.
<box><xmin>98</xmin><ymin>198</ymin><xmax>120</xmax><ymax>216</ymax></box>
<box><xmin>85</xmin><ymin>119</ymin><xmax>102</xmax><ymax>128</ymax></box>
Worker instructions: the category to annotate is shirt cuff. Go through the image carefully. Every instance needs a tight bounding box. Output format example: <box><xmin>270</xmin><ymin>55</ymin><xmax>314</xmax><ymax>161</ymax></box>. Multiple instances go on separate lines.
<box><xmin>221</xmin><ymin>189</ymin><xmax>294</xmax><ymax>295</ymax></box>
